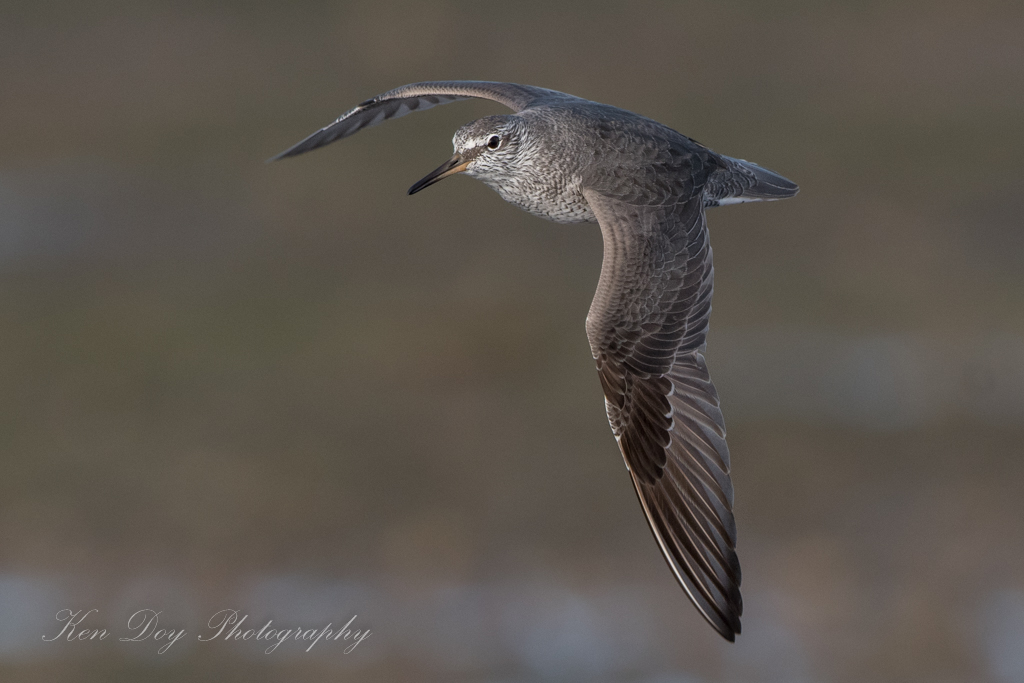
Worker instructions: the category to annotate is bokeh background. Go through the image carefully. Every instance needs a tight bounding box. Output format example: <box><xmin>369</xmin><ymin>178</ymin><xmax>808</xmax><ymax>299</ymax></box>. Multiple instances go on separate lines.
<box><xmin>2</xmin><ymin>1</ymin><xmax>1023</xmax><ymax>681</ymax></box>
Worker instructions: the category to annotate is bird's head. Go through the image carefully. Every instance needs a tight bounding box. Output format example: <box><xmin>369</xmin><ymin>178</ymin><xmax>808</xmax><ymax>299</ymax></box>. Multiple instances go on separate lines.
<box><xmin>408</xmin><ymin>115</ymin><xmax>526</xmax><ymax>195</ymax></box>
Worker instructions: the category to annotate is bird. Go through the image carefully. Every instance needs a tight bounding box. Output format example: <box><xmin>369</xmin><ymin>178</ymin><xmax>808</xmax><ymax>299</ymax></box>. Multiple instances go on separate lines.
<box><xmin>272</xmin><ymin>81</ymin><xmax>798</xmax><ymax>641</ymax></box>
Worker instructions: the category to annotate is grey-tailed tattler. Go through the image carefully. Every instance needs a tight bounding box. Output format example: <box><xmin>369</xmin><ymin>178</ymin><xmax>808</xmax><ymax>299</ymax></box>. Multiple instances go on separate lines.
<box><xmin>273</xmin><ymin>81</ymin><xmax>797</xmax><ymax>641</ymax></box>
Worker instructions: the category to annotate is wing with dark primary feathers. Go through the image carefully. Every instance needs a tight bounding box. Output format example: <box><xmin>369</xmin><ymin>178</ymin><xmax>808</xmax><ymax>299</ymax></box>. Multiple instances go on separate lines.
<box><xmin>270</xmin><ymin>81</ymin><xmax>562</xmax><ymax>160</ymax></box>
<box><xmin>583</xmin><ymin>186</ymin><xmax>743</xmax><ymax>641</ymax></box>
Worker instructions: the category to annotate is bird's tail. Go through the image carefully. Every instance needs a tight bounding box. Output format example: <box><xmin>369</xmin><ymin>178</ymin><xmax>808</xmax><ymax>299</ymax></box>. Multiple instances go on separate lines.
<box><xmin>707</xmin><ymin>156</ymin><xmax>799</xmax><ymax>206</ymax></box>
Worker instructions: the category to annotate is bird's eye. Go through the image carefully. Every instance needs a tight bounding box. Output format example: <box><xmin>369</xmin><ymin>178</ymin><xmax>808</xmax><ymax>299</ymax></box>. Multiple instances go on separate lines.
<box><xmin>486</xmin><ymin>135</ymin><xmax>501</xmax><ymax>150</ymax></box>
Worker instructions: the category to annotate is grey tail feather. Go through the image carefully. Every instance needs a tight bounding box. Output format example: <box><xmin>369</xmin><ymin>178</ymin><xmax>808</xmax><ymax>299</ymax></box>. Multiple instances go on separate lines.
<box><xmin>725</xmin><ymin>156</ymin><xmax>799</xmax><ymax>199</ymax></box>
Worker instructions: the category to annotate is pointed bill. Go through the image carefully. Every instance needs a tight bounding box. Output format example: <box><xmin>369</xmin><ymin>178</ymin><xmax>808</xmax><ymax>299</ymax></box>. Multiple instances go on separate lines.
<box><xmin>408</xmin><ymin>154</ymin><xmax>470</xmax><ymax>195</ymax></box>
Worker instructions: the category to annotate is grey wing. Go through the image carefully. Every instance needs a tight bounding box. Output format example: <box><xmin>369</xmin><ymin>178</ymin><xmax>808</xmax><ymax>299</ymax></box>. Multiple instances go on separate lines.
<box><xmin>583</xmin><ymin>188</ymin><xmax>742</xmax><ymax>641</ymax></box>
<box><xmin>271</xmin><ymin>81</ymin><xmax>561</xmax><ymax>160</ymax></box>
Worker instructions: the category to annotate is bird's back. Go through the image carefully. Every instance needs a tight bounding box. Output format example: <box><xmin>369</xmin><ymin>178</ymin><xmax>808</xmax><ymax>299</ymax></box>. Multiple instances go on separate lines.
<box><xmin>504</xmin><ymin>101</ymin><xmax>721</xmax><ymax>220</ymax></box>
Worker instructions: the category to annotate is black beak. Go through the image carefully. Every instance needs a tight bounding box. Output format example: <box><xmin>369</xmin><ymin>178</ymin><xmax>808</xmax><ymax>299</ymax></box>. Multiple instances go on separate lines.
<box><xmin>408</xmin><ymin>153</ymin><xmax>470</xmax><ymax>195</ymax></box>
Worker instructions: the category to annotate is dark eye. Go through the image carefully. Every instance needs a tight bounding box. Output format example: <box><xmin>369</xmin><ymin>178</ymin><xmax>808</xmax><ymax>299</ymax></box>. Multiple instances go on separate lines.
<box><xmin>486</xmin><ymin>135</ymin><xmax>501</xmax><ymax>150</ymax></box>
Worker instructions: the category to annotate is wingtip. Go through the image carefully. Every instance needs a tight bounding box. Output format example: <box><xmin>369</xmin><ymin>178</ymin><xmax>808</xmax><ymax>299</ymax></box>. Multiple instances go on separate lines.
<box><xmin>709</xmin><ymin>609</ymin><xmax>741</xmax><ymax>642</ymax></box>
<box><xmin>267</xmin><ymin>127</ymin><xmax>334</xmax><ymax>163</ymax></box>
<box><xmin>266</xmin><ymin>145</ymin><xmax>303</xmax><ymax>163</ymax></box>
<box><xmin>722</xmin><ymin>619</ymin><xmax>741</xmax><ymax>642</ymax></box>
<box><xmin>703</xmin><ymin>608</ymin><xmax>740</xmax><ymax>642</ymax></box>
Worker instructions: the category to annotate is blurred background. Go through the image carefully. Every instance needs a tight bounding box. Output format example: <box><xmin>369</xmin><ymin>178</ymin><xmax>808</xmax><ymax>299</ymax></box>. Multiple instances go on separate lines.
<box><xmin>1</xmin><ymin>0</ymin><xmax>1023</xmax><ymax>681</ymax></box>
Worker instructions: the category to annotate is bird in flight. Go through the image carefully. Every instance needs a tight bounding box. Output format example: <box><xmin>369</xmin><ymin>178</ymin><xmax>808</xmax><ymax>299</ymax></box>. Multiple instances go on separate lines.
<box><xmin>273</xmin><ymin>81</ymin><xmax>797</xmax><ymax>641</ymax></box>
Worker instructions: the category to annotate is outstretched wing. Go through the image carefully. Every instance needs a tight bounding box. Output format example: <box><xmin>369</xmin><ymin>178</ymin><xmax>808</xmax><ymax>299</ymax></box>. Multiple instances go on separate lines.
<box><xmin>583</xmin><ymin>187</ymin><xmax>742</xmax><ymax>641</ymax></box>
<box><xmin>271</xmin><ymin>81</ymin><xmax>561</xmax><ymax>160</ymax></box>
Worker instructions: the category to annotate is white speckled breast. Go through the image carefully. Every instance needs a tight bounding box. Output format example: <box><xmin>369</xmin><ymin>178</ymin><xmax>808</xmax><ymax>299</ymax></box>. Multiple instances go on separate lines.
<box><xmin>481</xmin><ymin>173</ymin><xmax>596</xmax><ymax>224</ymax></box>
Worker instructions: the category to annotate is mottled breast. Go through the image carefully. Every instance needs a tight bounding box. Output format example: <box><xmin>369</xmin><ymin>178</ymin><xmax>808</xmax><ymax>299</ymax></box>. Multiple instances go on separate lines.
<box><xmin>480</xmin><ymin>172</ymin><xmax>596</xmax><ymax>224</ymax></box>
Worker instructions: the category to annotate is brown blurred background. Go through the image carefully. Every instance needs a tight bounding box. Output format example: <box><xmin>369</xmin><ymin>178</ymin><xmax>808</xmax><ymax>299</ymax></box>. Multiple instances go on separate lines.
<box><xmin>1</xmin><ymin>0</ymin><xmax>1023</xmax><ymax>681</ymax></box>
